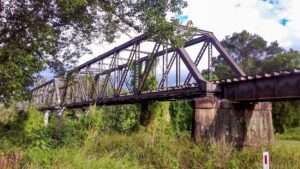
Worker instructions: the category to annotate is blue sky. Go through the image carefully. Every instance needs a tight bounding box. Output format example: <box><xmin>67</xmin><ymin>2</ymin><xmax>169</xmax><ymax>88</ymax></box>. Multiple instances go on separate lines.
<box><xmin>41</xmin><ymin>0</ymin><xmax>300</xmax><ymax>79</ymax></box>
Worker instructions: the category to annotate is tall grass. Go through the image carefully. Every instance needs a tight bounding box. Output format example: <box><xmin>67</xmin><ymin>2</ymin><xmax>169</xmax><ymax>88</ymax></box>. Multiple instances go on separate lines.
<box><xmin>0</xmin><ymin>107</ymin><xmax>300</xmax><ymax>169</ymax></box>
<box><xmin>276</xmin><ymin>127</ymin><xmax>300</xmax><ymax>141</ymax></box>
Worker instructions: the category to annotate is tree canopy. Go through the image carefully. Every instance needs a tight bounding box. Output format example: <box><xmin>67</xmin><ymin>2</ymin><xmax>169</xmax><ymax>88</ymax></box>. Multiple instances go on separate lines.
<box><xmin>211</xmin><ymin>30</ymin><xmax>287</xmax><ymax>78</ymax></box>
<box><xmin>0</xmin><ymin>0</ymin><xmax>192</xmax><ymax>105</ymax></box>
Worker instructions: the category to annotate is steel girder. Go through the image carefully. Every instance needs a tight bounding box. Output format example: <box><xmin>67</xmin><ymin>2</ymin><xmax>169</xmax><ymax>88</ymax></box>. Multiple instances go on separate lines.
<box><xmin>26</xmin><ymin>30</ymin><xmax>249</xmax><ymax>111</ymax></box>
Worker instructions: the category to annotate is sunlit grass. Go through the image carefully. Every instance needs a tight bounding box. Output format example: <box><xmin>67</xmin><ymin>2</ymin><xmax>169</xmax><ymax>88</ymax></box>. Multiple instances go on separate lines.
<box><xmin>1</xmin><ymin>107</ymin><xmax>300</xmax><ymax>169</ymax></box>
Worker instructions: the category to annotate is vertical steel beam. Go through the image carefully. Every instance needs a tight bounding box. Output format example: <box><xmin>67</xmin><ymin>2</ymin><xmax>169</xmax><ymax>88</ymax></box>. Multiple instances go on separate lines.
<box><xmin>138</xmin><ymin>43</ymin><xmax>161</xmax><ymax>91</ymax></box>
<box><xmin>78</xmin><ymin>73</ymin><xmax>87</xmax><ymax>101</ymax></box>
<box><xmin>116</xmin><ymin>44</ymin><xmax>138</xmax><ymax>96</ymax></box>
<box><xmin>60</xmin><ymin>75</ymin><xmax>71</xmax><ymax>107</ymax></box>
<box><xmin>100</xmin><ymin>52</ymin><xmax>118</xmax><ymax>98</ymax></box>
<box><xmin>176</xmin><ymin>54</ymin><xmax>180</xmax><ymax>86</ymax></box>
<box><xmin>87</xmin><ymin>66</ymin><xmax>99</xmax><ymax>100</ymax></box>
<box><xmin>208</xmin><ymin>42</ymin><xmax>213</xmax><ymax>81</ymax></box>
<box><xmin>54</xmin><ymin>78</ymin><xmax>62</xmax><ymax>104</ymax></box>
<box><xmin>158</xmin><ymin>52</ymin><xmax>177</xmax><ymax>88</ymax></box>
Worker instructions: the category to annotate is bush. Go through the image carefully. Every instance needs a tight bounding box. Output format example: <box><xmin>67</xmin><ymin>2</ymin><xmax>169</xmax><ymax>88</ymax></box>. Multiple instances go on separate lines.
<box><xmin>22</xmin><ymin>108</ymin><xmax>45</xmax><ymax>140</ymax></box>
<box><xmin>170</xmin><ymin>100</ymin><xmax>193</xmax><ymax>133</ymax></box>
<box><xmin>1</xmin><ymin>105</ymin><xmax>300</xmax><ymax>168</ymax></box>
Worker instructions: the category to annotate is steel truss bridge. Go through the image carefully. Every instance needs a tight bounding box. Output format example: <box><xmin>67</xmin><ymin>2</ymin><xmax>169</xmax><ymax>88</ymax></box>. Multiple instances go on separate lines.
<box><xmin>26</xmin><ymin>29</ymin><xmax>300</xmax><ymax>111</ymax></box>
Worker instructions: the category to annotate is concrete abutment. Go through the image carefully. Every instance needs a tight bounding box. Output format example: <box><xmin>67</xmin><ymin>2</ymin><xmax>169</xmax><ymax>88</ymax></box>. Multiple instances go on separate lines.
<box><xmin>192</xmin><ymin>97</ymin><xmax>274</xmax><ymax>148</ymax></box>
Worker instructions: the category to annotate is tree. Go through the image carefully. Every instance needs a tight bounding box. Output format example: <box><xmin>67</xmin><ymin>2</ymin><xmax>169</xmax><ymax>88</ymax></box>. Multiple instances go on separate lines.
<box><xmin>212</xmin><ymin>30</ymin><xmax>283</xmax><ymax>79</ymax></box>
<box><xmin>0</xmin><ymin>0</ymin><xmax>193</xmax><ymax>105</ymax></box>
<box><xmin>262</xmin><ymin>49</ymin><xmax>300</xmax><ymax>72</ymax></box>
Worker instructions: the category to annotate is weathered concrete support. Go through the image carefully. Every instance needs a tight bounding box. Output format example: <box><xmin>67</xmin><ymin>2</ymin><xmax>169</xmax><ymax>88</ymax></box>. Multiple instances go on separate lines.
<box><xmin>44</xmin><ymin>110</ymin><xmax>50</xmax><ymax>126</ymax></box>
<box><xmin>192</xmin><ymin>97</ymin><xmax>274</xmax><ymax>148</ymax></box>
<box><xmin>139</xmin><ymin>102</ymin><xmax>152</xmax><ymax>126</ymax></box>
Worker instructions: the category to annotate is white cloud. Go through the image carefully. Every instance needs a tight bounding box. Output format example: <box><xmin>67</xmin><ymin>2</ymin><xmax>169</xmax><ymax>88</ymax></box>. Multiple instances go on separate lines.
<box><xmin>82</xmin><ymin>0</ymin><xmax>300</xmax><ymax>65</ymax></box>
<box><xmin>184</xmin><ymin>0</ymin><xmax>299</xmax><ymax>49</ymax></box>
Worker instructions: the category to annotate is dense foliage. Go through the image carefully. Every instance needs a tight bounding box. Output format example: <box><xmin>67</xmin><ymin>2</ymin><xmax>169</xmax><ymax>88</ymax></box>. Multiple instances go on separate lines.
<box><xmin>0</xmin><ymin>0</ymin><xmax>193</xmax><ymax>105</ymax></box>
<box><xmin>1</xmin><ymin>106</ymin><xmax>300</xmax><ymax>168</ymax></box>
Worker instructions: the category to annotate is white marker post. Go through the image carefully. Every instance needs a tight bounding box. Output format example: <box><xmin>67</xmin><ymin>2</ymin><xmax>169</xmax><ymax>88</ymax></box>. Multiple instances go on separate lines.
<box><xmin>263</xmin><ymin>151</ymin><xmax>270</xmax><ymax>169</ymax></box>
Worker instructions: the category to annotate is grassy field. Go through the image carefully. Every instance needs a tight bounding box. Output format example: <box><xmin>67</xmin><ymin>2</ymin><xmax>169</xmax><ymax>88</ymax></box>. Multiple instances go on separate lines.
<box><xmin>275</xmin><ymin>128</ymin><xmax>300</xmax><ymax>141</ymax></box>
<box><xmin>1</xmin><ymin>130</ymin><xmax>300</xmax><ymax>169</ymax></box>
<box><xmin>1</xmin><ymin>108</ymin><xmax>300</xmax><ymax>169</ymax></box>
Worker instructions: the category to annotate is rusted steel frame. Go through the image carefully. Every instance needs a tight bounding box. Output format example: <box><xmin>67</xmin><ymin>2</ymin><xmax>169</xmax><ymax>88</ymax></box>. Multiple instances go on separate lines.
<box><xmin>31</xmin><ymin>79</ymin><xmax>54</xmax><ymax>91</ymax></box>
<box><xmin>47</xmin><ymin>83</ymin><xmax>53</xmax><ymax>106</ymax></box>
<box><xmin>34</xmin><ymin>88</ymin><xmax>39</xmax><ymax>107</ymax></box>
<box><xmin>222</xmin><ymin>73</ymin><xmax>300</xmax><ymax>101</ymax></box>
<box><xmin>125</xmin><ymin>76</ymin><xmax>132</xmax><ymax>92</ymax></box>
<box><xmin>176</xmin><ymin>54</ymin><xmax>180</xmax><ymax>86</ymax></box>
<box><xmin>162</xmin><ymin>45</ymin><xmax>165</xmax><ymax>88</ymax></box>
<box><xmin>44</xmin><ymin>85</ymin><xmax>49</xmax><ymax>107</ymax></box>
<box><xmin>184</xmin><ymin>41</ymin><xmax>209</xmax><ymax>85</ymax></box>
<box><xmin>89</xmin><ymin>75</ymin><xmax>99</xmax><ymax>99</ymax></box>
<box><xmin>77</xmin><ymin>73</ymin><xmax>87</xmax><ymax>101</ymax></box>
<box><xmin>63</xmin><ymin>85</ymin><xmax>69</xmax><ymax>104</ymax></box>
<box><xmin>40</xmin><ymin>85</ymin><xmax>47</xmax><ymax>106</ymax></box>
<box><xmin>45</xmin><ymin>84</ymin><xmax>51</xmax><ymax>106</ymax></box>
<box><xmin>99</xmin><ymin>52</ymin><xmax>118</xmax><ymax>98</ymax></box>
<box><xmin>54</xmin><ymin>78</ymin><xmax>62</xmax><ymax>104</ymax></box>
<box><xmin>39</xmin><ymin>86</ymin><xmax>46</xmax><ymax>106</ymax></box>
<box><xmin>116</xmin><ymin>44</ymin><xmax>138</xmax><ymax>96</ymax></box>
<box><xmin>206</xmin><ymin>33</ymin><xmax>245</xmax><ymax>76</ymax></box>
<box><xmin>35</xmin><ymin>88</ymin><xmax>40</xmax><ymax>106</ymax></box>
<box><xmin>109</xmin><ymin>76</ymin><xmax>116</xmax><ymax>95</ymax></box>
<box><xmin>93</xmin><ymin>36</ymin><xmax>208</xmax><ymax>78</ymax></box>
<box><xmin>50</xmin><ymin>86</ymin><xmax>207</xmax><ymax>110</ymax></box>
<box><xmin>158</xmin><ymin>52</ymin><xmax>177</xmax><ymax>88</ymax></box>
<box><xmin>208</xmin><ymin>42</ymin><xmax>212</xmax><ymax>81</ymax></box>
<box><xmin>138</xmin><ymin>43</ymin><xmax>161</xmax><ymax>91</ymax></box>
<box><xmin>36</xmin><ymin>36</ymin><xmax>206</xmax><ymax>104</ymax></box>
<box><xmin>70</xmin><ymin>85</ymin><xmax>76</xmax><ymax>103</ymax></box>
<box><xmin>76</xmin><ymin>82</ymin><xmax>83</xmax><ymax>102</ymax></box>
<box><xmin>70</xmin><ymin>83</ymin><xmax>76</xmax><ymax>103</ymax></box>
<box><xmin>70</xmin><ymin>34</ymin><xmax>147</xmax><ymax>73</ymax></box>
<box><xmin>176</xmin><ymin>48</ymin><xmax>207</xmax><ymax>90</ymax></box>
<box><xmin>87</xmin><ymin>66</ymin><xmax>99</xmax><ymax>99</ymax></box>
<box><xmin>42</xmin><ymin>86</ymin><xmax>47</xmax><ymax>107</ymax></box>
<box><xmin>50</xmin><ymin>86</ymin><xmax>56</xmax><ymax>106</ymax></box>
<box><xmin>112</xmin><ymin>53</ymin><xmax>119</xmax><ymax>95</ymax></box>
<box><xmin>134</xmin><ymin>44</ymin><xmax>141</xmax><ymax>92</ymax></box>
<box><xmin>119</xmin><ymin>66</ymin><xmax>133</xmax><ymax>93</ymax></box>
<box><xmin>31</xmin><ymin>35</ymin><xmax>207</xmax><ymax>93</ymax></box>
<box><xmin>59</xmin><ymin>75</ymin><xmax>71</xmax><ymax>107</ymax></box>
<box><xmin>33</xmin><ymin>91</ymin><xmax>37</xmax><ymax>107</ymax></box>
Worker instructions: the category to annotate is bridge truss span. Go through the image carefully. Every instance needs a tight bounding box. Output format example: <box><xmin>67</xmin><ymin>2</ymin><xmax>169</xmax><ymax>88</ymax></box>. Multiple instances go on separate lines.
<box><xmin>29</xmin><ymin>30</ymin><xmax>245</xmax><ymax>110</ymax></box>
<box><xmin>26</xmin><ymin>29</ymin><xmax>300</xmax><ymax>111</ymax></box>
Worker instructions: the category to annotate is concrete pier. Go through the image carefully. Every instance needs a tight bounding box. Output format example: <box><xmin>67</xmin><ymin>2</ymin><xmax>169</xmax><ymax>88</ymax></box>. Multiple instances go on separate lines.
<box><xmin>192</xmin><ymin>97</ymin><xmax>274</xmax><ymax>148</ymax></box>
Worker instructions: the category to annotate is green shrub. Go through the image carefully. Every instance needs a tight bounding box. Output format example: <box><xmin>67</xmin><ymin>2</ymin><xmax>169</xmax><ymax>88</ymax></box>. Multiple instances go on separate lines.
<box><xmin>23</xmin><ymin>108</ymin><xmax>45</xmax><ymax>139</ymax></box>
<box><xmin>170</xmin><ymin>100</ymin><xmax>193</xmax><ymax>133</ymax></box>
<box><xmin>1</xmin><ymin>105</ymin><xmax>300</xmax><ymax>169</ymax></box>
